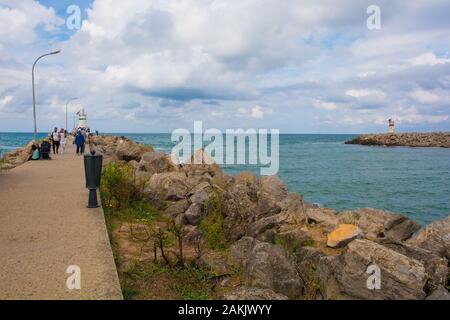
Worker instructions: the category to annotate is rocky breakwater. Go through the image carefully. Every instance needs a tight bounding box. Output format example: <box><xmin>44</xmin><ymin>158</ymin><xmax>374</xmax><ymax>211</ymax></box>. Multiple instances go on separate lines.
<box><xmin>1</xmin><ymin>141</ymin><xmax>35</xmax><ymax>170</ymax></box>
<box><xmin>345</xmin><ymin>132</ymin><xmax>450</xmax><ymax>148</ymax></box>
<box><xmin>91</xmin><ymin>135</ymin><xmax>450</xmax><ymax>300</ymax></box>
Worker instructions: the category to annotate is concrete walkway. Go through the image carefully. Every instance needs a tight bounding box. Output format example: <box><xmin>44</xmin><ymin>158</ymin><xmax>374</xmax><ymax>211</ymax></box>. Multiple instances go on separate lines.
<box><xmin>0</xmin><ymin>143</ymin><xmax>122</xmax><ymax>299</ymax></box>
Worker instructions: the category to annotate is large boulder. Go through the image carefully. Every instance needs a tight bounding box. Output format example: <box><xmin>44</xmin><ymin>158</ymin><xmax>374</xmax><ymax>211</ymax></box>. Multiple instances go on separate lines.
<box><xmin>305</xmin><ymin>206</ymin><xmax>339</xmax><ymax>232</ymax></box>
<box><xmin>223</xmin><ymin>287</ymin><xmax>288</xmax><ymax>300</ymax></box>
<box><xmin>335</xmin><ymin>239</ymin><xmax>427</xmax><ymax>299</ymax></box>
<box><xmin>183</xmin><ymin>203</ymin><xmax>204</xmax><ymax>225</ymax></box>
<box><xmin>230</xmin><ymin>237</ymin><xmax>303</xmax><ymax>298</ymax></box>
<box><xmin>221</xmin><ymin>183</ymin><xmax>259</xmax><ymax>242</ymax></box>
<box><xmin>163</xmin><ymin>199</ymin><xmax>190</xmax><ymax>217</ymax></box>
<box><xmin>256</xmin><ymin>176</ymin><xmax>288</xmax><ymax>215</ymax></box>
<box><xmin>407</xmin><ymin>215</ymin><xmax>450</xmax><ymax>259</ymax></box>
<box><xmin>245</xmin><ymin>194</ymin><xmax>307</xmax><ymax>242</ymax></box>
<box><xmin>426</xmin><ymin>286</ymin><xmax>450</xmax><ymax>300</ymax></box>
<box><xmin>139</xmin><ymin>151</ymin><xmax>175</xmax><ymax>174</ymax></box>
<box><xmin>375</xmin><ymin>238</ymin><xmax>448</xmax><ymax>292</ymax></box>
<box><xmin>339</xmin><ymin>208</ymin><xmax>421</xmax><ymax>242</ymax></box>
<box><xmin>147</xmin><ymin>171</ymin><xmax>188</xmax><ymax>201</ymax></box>
<box><xmin>294</xmin><ymin>246</ymin><xmax>342</xmax><ymax>299</ymax></box>
<box><xmin>115</xmin><ymin>138</ymin><xmax>153</xmax><ymax>162</ymax></box>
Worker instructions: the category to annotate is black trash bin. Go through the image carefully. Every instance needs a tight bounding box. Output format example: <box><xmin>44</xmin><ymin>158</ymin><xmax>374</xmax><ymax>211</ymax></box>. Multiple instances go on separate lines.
<box><xmin>84</xmin><ymin>150</ymin><xmax>103</xmax><ymax>208</ymax></box>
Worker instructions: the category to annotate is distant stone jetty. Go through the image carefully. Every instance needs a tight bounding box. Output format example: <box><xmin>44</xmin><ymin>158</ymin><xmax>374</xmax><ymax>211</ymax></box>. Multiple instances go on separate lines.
<box><xmin>345</xmin><ymin>132</ymin><xmax>450</xmax><ymax>148</ymax></box>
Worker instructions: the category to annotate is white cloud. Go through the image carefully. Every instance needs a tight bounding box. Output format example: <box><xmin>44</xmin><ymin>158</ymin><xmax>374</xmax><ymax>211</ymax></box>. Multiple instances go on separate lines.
<box><xmin>346</xmin><ymin>89</ymin><xmax>386</xmax><ymax>100</ymax></box>
<box><xmin>0</xmin><ymin>95</ymin><xmax>12</xmax><ymax>110</ymax></box>
<box><xmin>0</xmin><ymin>0</ymin><xmax>63</xmax><ymax>44</ymax></box>
<box><xmin>251</xmin><ymin>105</ymin><xmax>272</xmax><ymax>119</ymax></box>
<box><xmin>313</xmin><ymin>99</ymin><xmax>337</xmax><ymax>111</ymax></box>
<box><xmin>409</xmin><ymin>89</ymin><xmax>441</xmax><ymax>104</ymax></box>
<box><xmin>407</xmin><ymin>52</ymin><xmax>450</xmax><ymax>66</ymax></box>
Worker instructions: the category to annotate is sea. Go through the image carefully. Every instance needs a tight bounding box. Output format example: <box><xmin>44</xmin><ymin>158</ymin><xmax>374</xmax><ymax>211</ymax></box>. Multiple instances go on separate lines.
<box><xmin>1</xmin><ymin>132</ymin><xmax>449</xmax><ymax>225</ymax></box>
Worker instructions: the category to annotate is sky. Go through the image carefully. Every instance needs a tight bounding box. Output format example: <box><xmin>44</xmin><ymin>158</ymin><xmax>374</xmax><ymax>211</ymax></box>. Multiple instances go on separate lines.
<box><xmin>0</xmin><ymin>0</ymin><xmax>449</xmax><ymax>133</ymax></box>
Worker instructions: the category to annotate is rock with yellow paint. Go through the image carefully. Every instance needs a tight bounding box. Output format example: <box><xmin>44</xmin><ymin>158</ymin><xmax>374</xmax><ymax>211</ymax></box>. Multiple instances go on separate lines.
<box><xmin>327</xmin><ymin>224</ymin><xmax>362</xmax><ymax>248</ymax></box>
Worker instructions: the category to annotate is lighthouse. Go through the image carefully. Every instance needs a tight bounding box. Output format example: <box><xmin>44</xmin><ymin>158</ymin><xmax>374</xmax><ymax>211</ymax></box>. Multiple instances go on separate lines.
<box><xmin>388</xmin><ymin>118</ymin><xmax>395</xmax><ymax>133</ymax></box>
<box><xmin>76</xmin><ymin>108</ymin><xmax>88</xmax><ymax>129</ymax></box>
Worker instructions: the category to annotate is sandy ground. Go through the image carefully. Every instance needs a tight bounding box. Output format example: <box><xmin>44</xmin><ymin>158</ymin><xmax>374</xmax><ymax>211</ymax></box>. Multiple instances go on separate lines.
<box><xmin>0</xmin><ymin>143</ymin><xmax>122</xmax><ymax>299</ymax></box>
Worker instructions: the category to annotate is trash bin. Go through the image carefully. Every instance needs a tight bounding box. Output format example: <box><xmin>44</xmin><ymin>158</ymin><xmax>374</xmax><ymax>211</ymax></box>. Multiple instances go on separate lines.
<box><xmin>84</xmin><ymin>150</ymin><xmax>103</xmax><ymax>208</ymax></box>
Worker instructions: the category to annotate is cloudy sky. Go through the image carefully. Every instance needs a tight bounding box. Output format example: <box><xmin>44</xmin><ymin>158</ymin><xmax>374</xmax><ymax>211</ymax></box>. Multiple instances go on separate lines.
<box><xmin>0</xmin><ymin>0</ymin><xmax>449</xmax><ymax>133</ymax></box>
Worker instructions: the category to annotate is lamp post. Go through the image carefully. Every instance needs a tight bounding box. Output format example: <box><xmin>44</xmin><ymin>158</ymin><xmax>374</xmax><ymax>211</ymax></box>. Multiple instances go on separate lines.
<box><xmin>32</xmin><ymin>50</ymin><xmax>61</xmax><ymax>141</ymax></box>
<box><xmin>66</xmin><ymin>98</ymin><xmax>78</xmax><ymax>131</ymax></box>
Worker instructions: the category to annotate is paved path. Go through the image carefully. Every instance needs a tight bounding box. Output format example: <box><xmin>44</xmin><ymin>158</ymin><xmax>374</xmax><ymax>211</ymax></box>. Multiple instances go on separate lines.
<box><xmin>0</xmin><ymin>143</ymin><xmax>122</xmax><ymax>299</ymax></box>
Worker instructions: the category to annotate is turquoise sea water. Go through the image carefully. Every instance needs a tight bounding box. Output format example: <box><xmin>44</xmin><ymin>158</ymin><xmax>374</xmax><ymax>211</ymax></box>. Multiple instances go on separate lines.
<box><xmin>1</xmin><ymin>132</ymin><xmax>449</xmax><ymax>225</ymax></box>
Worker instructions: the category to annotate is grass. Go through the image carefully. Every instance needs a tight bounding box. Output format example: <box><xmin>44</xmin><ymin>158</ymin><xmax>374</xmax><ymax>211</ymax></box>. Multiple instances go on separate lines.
<box><xmin>274</xmin><ymin>235</ymin><xmax>315</xmax><ymax>256</ymax></box>
<box><xmin>118</xmin><ymin>262</ymin><xmax>213</xmax><ymax>300</ymax></box>
<box><xmin>100</xmin><ymin>162</ymin><xmax>148</xmax><ymax>210</ymax></box>
<box><xmin>200</xmin><ymin>192</ymin><xmax>227</xmax><ymax>251</ymax></box>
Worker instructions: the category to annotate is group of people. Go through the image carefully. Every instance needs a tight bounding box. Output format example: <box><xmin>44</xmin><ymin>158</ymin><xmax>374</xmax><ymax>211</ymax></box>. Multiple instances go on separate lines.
<box><xmin>28</xmin><ymin>127</ymin><xmax>94</xmax><ymax>161</ymax></box>
<box><xmin>49</xmin><ymin>127</ymin><xmax>68</xmax><ymax>154</ymax></box>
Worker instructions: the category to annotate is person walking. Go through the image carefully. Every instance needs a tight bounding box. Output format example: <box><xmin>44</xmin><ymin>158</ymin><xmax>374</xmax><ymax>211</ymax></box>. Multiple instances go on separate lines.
<box><xmin>51</xmin><ymin>127</ymin><xmax>60</xmax><ymax>154</ymax></box>
<box><xmin>60</xmin><ymin>129</ymin><xmax>67</xmax><ymax>154</ymax></box>
<box><xmin>75</xmin><ymin>129</ymin><xmax>85</xmax><ymax>155</ymax></box>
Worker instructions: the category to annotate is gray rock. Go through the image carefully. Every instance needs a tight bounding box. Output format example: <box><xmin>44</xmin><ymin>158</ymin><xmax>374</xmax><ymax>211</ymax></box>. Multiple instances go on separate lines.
<box><xmin>336</xmin><ymin>239</ymin><xmax>427</xmax><ymax>300</ymax></box>
<box><xmin>190</xmin><ymin>189</ymin><xmax>210</xmax><ymax>205</ymax></box>
<box><xmin>230</xmin><ymin>237</ymin><xmax>303</xmax><ymax>298</ymax></box>
<box><xmin>183</xmin><ymin>203</ymin><xmax>204</xmax><ymax>225</ymax></box>
<box><xmin>375</xmin><ymin>238</ymin><xmax>449</xmax><ymax>292</ymax></box>
<box><xmin>245</xmin><ymin>241</ymin><xmax>303</xmax><ymax>297</ymax></box>
<box><xmin>407</xmin><ymin>215</ymin><xmax>450</xmax><ymax>259</ymax></box>
<box><xmin>229</xmin><ymin>237</ymin><xmax>259</xmax><ymax>265</ymax></box>
<box><xmin>163</xmin><ymin>199</ymin><xmax>190</xmax><ymax>217</ymax></box>
<box><xmin>221</xmin><ymin>184</ymin><xmax>259</xmax><ymax>242</ymax></box>
<box><xmin>115</xmin><ymin>138</ymin><xmax>151</xmax><ymax>162</ymax></box>
<box><xmin>426</xmin><ymin>285</ymin><xmax>450</xmax><ymax>300</ymax></box>
<box><xmin>339</xmin><ymin>208</ymin><xmax>421</xmax><ymax>242</ymax></box>
<box><xmin>256</xmin><ymin>176</ymin><xmax>288</xmax><ymax>216</ymax></box>
<box><xmin>139</xmin><ymin>151</ymin><xmax>174</xmax><ymax>174</ymax></box>
<box><xmin>148</xmin><ymin>171</ymin><xmax>188</xmax><ymax>201</ymax></box>
<box><xmin>305</xmin><ymin>207</ymin><xmax>338</xmax><ymax>232</ymax></box>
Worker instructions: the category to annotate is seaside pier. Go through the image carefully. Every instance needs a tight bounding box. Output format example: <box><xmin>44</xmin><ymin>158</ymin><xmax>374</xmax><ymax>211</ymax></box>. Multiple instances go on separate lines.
<box><xmin>0</xmin><ymin>143</ymin><xmax>122</xmax><ymax>299</ymax></box>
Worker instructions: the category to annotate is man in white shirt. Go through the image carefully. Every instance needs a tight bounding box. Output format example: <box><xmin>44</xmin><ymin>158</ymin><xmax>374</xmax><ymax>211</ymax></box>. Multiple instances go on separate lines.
<box><xmin>51</xmin><ymin>127</ymin><xmax>60</xmax><ymax>154</ymax></box>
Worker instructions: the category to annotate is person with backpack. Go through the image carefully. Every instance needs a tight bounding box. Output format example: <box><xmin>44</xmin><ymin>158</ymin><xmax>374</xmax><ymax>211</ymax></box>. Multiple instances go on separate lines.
<box><xmin>75</xmin><ymin>129</ymin><xmax>85</xmax><ymax>155</ymax></box>
<box><xmin>51</xmin><ymin>127</ymin><xmax>60</xmax><ymax>154</ymax></box>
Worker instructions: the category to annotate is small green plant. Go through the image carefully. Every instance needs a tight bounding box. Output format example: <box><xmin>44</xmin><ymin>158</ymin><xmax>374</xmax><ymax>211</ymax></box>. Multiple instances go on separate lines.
<box><xmin>200</xmin><ymin>192</ymin><xmax>227</xmax><ymax>251</ymax></box>
<box><xmin>124</xmin><ymin>200</ymin><xmax>160</xmax><ymax>221</ymax></box>
<box><xmin>275</xmin><ymin>235</ymin><xmax>315</xmax><ymax>255</ymax></box>
<box><xmin>173</xmin><ymin>266</ymin><xmax>212</xmax><ymax>300</ymax></box>
<box><xmin>210</xmin><ymin>175</ymin><xmax>227</xmax><ymax>190</ymax></box>
<box><xmin>122</xmin><ymin>285</ymin><xmax>140</xmax><ymax>300</ymax></box>
<box><xmin>101</xmin><ymin>162</ymin><xmax>148</xmax><ymax>210</ymax></box>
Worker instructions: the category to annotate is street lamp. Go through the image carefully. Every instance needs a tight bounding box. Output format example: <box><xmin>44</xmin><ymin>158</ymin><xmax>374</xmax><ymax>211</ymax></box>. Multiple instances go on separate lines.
<box><xmin>32</xmin><ymin>50</ymin><xmax>61</xmax><ymax>141</ymax></box>
<box><xmin>66</xmin><ymin>98</ymin><xmax>78</xmax><ymax>131</ymax></box>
